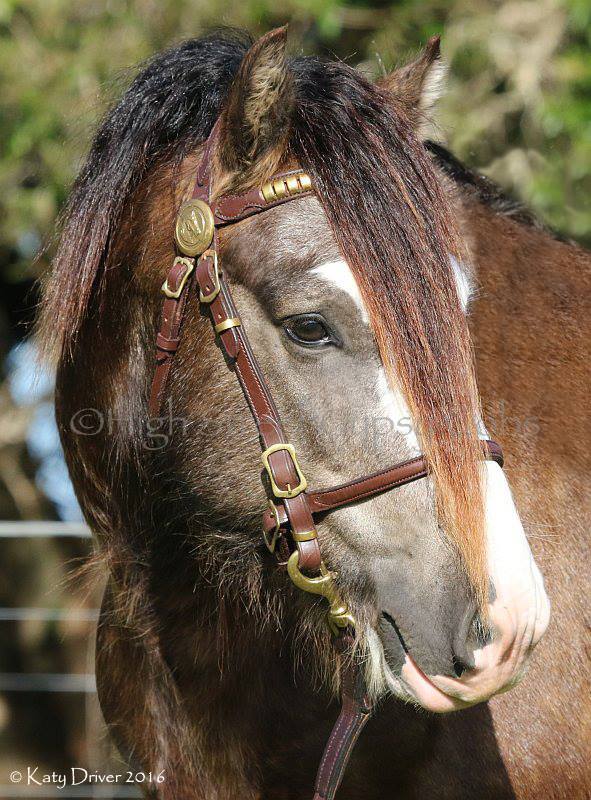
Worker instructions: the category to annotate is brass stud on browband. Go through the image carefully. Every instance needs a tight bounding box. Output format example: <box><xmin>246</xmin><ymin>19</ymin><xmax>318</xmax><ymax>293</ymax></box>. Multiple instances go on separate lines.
<box><xmin>261</xmin><ymin>172</ymin><xmax>312</xmax><ymax>204</ymax></box>
<box><xmin>175</xmin><ymin>199</ymin><xmax>215</xmax><ymax>256</ymax></box>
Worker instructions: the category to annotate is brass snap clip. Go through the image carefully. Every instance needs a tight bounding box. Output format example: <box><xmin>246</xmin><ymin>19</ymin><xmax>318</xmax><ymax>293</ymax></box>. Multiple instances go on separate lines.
<box><xmin>287</xmin><ymin>552</ymin><xmax>356</xmax><ymax>635</ymax></box>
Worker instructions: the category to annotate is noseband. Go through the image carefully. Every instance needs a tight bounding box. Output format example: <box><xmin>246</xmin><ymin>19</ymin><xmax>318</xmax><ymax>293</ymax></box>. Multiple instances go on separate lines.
<box><xmin>149</xmin><ymin>122</ymin><xmax>504</xmax><ymax>800</ymax></box>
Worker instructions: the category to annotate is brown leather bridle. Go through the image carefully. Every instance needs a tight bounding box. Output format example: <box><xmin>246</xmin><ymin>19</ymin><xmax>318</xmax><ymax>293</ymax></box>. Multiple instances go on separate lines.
<box><xmin>149</xmin><ymin>122</ymin><xmax>504</xmax><ymax>799</ymax></box>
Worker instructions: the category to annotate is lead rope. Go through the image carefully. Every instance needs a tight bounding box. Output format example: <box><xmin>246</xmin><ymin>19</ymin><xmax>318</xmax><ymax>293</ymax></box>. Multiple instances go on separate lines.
<box><xmin>312</xmin><ymin>633</ymin><xmax>373</xmax><ymax>800</ymax></box>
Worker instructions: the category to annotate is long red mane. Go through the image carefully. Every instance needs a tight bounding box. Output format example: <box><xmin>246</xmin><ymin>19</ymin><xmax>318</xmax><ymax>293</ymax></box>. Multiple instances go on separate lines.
<box><xmin>291</xmin><ymin>64</ymin><xmax>487</xmax><ymax>608</ymax></box>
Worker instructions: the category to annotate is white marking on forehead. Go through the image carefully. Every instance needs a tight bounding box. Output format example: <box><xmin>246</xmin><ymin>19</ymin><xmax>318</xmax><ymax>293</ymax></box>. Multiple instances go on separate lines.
<box><xmin>312</xmin><ymin>259</ymin><xmax>419</xmax><ymax>454</ymax></box>
<box><xmin>450</xmin><ymin>255</ymin><xmax>474</xmax><ymax>312</ymax></box>
<box><xmin>314</xmin><ymin>257</ymin><xmax>473</xmax><ymax>317</ymax></box>
<box><xmin>311</xmin><ymin>260</ymin><xmax>368</xmax><ymax>322</ymax></box>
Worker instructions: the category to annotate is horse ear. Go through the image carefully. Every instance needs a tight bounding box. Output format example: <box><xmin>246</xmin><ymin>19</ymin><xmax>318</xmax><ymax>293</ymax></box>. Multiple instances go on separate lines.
<box><xmin>378</xmin><ymin>36</ymin><xmax>446</xmax><ymax>133</ymax></box>
<box><xmin>217</xmin><ymin>27</ymin><xmax>294</xmax><ymax>188</ymax></box>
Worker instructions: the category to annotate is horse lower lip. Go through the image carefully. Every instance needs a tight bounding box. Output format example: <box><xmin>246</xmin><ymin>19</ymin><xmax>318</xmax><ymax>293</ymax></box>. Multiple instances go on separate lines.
<box><xmin>380</xmin><ymin>613</ymin><xmax>472</xmax><ymax>711</ymax></box>
<box><xmin>401</xmin><ymin>654</ymin><xmax>471</xmax><ymax>713</ymax></box>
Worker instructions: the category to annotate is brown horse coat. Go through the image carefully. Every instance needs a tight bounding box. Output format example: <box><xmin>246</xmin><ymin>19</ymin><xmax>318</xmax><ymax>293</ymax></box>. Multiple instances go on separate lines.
<box><xmin>41</xmin><ymin>30</ymin><xmax>589</xmax><ymax>800</ymax></box>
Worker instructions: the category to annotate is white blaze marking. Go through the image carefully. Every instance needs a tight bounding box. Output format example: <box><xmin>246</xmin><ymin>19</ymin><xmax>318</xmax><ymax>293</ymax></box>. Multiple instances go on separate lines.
<box><xmin>312</xmin><ymin>260</ymin><xmax>419</xmax><ymax>452</ymax></box>
<box><xmin>483</xmin><ymin>461</ymin><xmax>550</xmax><ymax>646</ymax></box>
<box><xmin>376</xmin><ymin>371</ymin><xmax>420</xmax><ymax>453</ymax></box>
<box><xmin>311</xmin><ymin>260</ymin><xmax>368</xmax><ymax>322</ymax></box>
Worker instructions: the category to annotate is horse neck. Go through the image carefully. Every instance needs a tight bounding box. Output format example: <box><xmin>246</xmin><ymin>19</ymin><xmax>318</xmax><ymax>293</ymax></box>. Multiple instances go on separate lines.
<box><xmin>457</xmin><ymin>190</ymin><xmax>590</xmax><ymax>462</ymax></box>
<box><xmin>453</xmin><ymin>183</ymin><xmax>590</xmax><ymax>568</ymax></box>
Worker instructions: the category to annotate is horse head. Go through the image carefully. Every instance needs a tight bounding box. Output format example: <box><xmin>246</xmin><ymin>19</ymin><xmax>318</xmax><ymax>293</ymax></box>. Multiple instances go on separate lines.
<box><xmin>42</xmin><ymin>29</ymin><xmax>550</xmax><ymax>779</ymax></box>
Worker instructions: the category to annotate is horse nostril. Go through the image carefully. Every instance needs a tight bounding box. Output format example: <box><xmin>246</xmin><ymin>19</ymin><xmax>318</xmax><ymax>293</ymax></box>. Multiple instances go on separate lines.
<box><xmin>452</xmin><ymin>656</ymin><xmax>467</xmax><ymax>678</ymax></box>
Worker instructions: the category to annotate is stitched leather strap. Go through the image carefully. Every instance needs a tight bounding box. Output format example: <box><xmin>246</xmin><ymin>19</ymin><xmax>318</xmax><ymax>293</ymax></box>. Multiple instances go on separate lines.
<box><xmin>149</xmin><ymin>257</ymin><xmax>195</xmax><ymax>417</ymax></box>
<box><xmin>148</xmin><ymin>121</ymin><xmax>506</xmax><ymax>800</ymax></box>
<box><xmin>262</xmin><ymin>440</ymin><xmax>504</xmax><ymax>537</ymax></box>
<box><xmin>313</xmin><ymin>632</ymin><xmax>372</xmax><ymax>800</ymax></box>
<box><xmin>311</xmin><ymin>439</ymin><xmax>503</xmax><ymax>512</ymax></box>
<box><xmin>191</xmin><ymin>128</ymin><xmax>323</xmax><ymax>574</ymax></box>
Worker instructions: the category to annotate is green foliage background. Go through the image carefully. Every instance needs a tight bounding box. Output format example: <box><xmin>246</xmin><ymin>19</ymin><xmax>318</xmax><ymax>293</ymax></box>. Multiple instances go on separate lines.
<box><xmin>0</xmin><ymin>1</ymin><xmax>588</xmax><ymax>769</ymax></box>
<box><xmin>1</xmin><ymin>0</ymin><xmax>590</xmax><ymax>287</ymax></box>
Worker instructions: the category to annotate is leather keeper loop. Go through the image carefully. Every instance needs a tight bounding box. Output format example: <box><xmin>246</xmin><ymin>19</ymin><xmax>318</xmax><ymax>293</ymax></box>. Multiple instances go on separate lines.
<box><xmin>214</xmin><ymin>317</ymin><xmax>241</xmax><ymax>334</ymax></box>
<box><xmin>156</xmin><ymin>334</ymin><xmax>180</xmax><ymax>352</ymax></box>
<box><xmin>292</xmin><ymin>529</ymin><xmax>317</xmax><ymax>543</ymax></box>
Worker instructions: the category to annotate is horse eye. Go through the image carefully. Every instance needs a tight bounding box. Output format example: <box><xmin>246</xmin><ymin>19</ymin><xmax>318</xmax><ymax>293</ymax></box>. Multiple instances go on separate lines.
<box><xmin>283</xmin><ymin>314</ymin><xmax>336</xmax><ymax>347</ymax></box>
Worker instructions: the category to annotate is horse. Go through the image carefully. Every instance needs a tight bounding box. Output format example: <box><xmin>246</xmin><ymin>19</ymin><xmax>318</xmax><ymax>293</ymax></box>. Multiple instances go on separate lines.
<box><xmin>38</xmin><ymin>27</ymin><xmax>589</xmax><ymax>799</ymax></box>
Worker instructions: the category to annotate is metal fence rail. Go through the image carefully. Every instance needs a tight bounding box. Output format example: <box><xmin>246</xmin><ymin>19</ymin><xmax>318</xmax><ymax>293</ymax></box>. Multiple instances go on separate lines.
<box><xmin>1</xmin><ymin>520</ymin><xmax>97</xmax><ymax>694</ymax></box>
<box><xmin>0</xmin><ymin>673</ymin><xmax>97</xmax><ymax>692</ymax></box>
<box><xmin>0</xmin><ymin>521</ymin><xmax>141</xmax><ymax>799</ymax></box>
<box><xmin>0</xmin><ymin>788</ymin><xmax>140</xmax><ymax>798</ymax></box>
<box><xmin>0</xmin><ymin>608</ymin><xmax>100</xmax><ymax>622</ymax></box>
<box><xmin>0</xmin><ymin>521</ymin><xmax>91</xmax><ymax>537</ymax></box>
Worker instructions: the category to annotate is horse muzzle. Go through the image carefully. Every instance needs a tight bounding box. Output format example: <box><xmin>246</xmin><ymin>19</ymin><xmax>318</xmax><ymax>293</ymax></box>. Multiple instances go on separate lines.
<box><xmin>382</xmin><ymin>555</ymin><xmax>551</xmax><ymax>713</ymax></box>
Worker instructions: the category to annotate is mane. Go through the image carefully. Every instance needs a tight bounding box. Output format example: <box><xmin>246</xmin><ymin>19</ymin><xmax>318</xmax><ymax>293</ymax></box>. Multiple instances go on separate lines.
<box><xmin>39</xmin><ymin>29</ymin><xmax>253</xmax><ymax>363</ymax></box>
<box><xmin>39</xmin><ymin>30</ymin><xmax>487</xmax><ymax>608</ymax></box>
<box><xmin>290</xmin><ymin>61</ymin><xmax>486</xmax><ymax>608</ymax></box>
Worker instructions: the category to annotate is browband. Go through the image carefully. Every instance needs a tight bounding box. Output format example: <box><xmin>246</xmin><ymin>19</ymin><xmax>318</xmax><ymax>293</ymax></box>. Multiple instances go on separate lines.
<box><xmin>149</xmin><ymin>122</ymin><xmax>504</xmax><ymax>800</ymax></box>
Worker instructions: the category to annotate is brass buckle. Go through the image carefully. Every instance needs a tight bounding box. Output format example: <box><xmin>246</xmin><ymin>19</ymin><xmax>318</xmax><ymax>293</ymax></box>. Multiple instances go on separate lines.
<box><xmin>161</xmin><ymin>257</ymin><xmax>194</xmax><ymax>299</ymax></box>
<box><xmin>263</xmin><ymin>500</ymin><xmax>282</xmax><ymax>553</ymax></box>
<box><xmin>198</xmin><ymin>249</ymin><xmax>221</xmax><ymax>303</ymax></box>
<box><xmin>261</xmin><ymin>443</ymin><xmax>308</xmax><ymax>499</ymax></box>
<box><xmin>287</xmin><ymin>552</ymin><xmax>356</xmax><ymax>635</ymax></box>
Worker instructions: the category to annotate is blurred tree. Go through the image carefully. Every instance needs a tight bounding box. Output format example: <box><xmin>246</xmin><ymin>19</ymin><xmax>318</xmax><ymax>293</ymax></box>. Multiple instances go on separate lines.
<box><xmin>1</xmin><ymin>0</ymin><xmax>589</xmax><ymax>303</ymax></box>
<box><xmin>0</xmin><ymin>0</ymin><xmax>588</xmax><ymax>780</ymax></box>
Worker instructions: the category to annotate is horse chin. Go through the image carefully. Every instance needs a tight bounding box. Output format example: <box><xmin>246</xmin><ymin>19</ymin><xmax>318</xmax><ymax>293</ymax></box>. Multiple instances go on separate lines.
<box><xmin>369</xmin><ymin>615</ymin><xmax>474</xmax><ymax>713</ymax></box>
